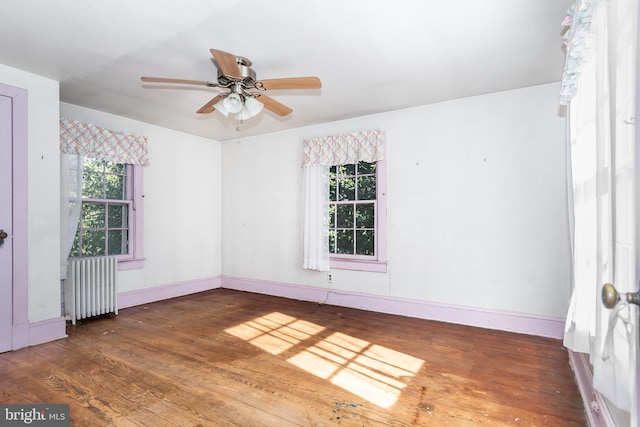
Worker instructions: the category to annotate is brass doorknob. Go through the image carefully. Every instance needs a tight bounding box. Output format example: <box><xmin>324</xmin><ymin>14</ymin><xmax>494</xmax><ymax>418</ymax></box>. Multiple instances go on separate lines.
<box><xmin>602</xmin><ymin>283</ymin><xmax>640</xmax><ymax>308</ymax></box>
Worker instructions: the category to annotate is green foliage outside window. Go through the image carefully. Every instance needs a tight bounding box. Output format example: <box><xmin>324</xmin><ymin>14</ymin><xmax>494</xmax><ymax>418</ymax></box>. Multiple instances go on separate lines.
<box><xmin>329</xmin><ymin>161</ymin><xmax>376</xmax><ymax>256</ymax></box>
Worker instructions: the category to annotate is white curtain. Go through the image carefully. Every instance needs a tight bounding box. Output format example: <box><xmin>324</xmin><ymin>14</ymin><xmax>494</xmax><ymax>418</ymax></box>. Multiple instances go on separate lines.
<box><xmin>302</xmin><ymin>164</ymin><xmax>330</xmax><ymax>271</ymax></box>
<box><xmin>301</xmin><ymin>130</ymin><xmax>385</xmax><ymax>271</ymax></box>
<box><xmin>562</xmin><ymin>0</ymin><xmax>638</xmax><ymax>423</ymax></box>
<box><xmin>59</xmin><ymin>153</ymin><xmax>83</xmax><ymax>280</ymax></box>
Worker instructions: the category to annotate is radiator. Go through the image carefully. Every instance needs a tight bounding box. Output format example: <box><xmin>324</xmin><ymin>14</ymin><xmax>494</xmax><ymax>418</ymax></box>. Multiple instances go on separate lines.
<box><xmin>64</xmin><ymin>257</ymin><xmax>118</xmax><ymax>325</ymax></box>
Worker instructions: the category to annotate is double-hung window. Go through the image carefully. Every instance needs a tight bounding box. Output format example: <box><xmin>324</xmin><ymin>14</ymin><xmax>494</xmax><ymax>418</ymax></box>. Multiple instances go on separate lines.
<box><xmin>302</xmin><ymin>130</ymin><xmax>387</xmax><ymax>273</ymax></box>
<box><xmin>328</xmin><ymin>160</ymin><xmax>386</xmax><ymax>271</ymax></box>
<box><xmin>71</xmin><ymin>158</ymin><xmax>132</xmax><ymax>258</ymax></box>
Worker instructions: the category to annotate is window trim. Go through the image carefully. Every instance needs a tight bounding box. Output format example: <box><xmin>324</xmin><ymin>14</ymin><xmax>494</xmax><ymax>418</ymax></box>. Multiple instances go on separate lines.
<box><xmin>330</xmin><ymin>160</ymin><xmax>387</xmax><ymax>272</ymax></box>
<box><xmin>118</xmin><ymin>164</ymin><xmax>144</xmax><ymax>270</ymax></box>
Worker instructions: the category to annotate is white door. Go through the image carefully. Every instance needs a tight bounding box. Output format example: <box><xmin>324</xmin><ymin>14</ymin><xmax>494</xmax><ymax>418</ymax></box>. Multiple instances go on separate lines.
<box><xmin>0</xmin><ymin>94</ymin><xmax>13</xmax><ymax>353</ymax></box>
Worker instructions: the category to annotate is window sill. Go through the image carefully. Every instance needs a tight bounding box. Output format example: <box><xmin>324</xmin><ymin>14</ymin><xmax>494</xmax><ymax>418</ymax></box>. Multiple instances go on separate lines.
<box><xmin>117</xmin><ymin>257</ymin><xmax>146</xmax><ymax>271</ymax></box>
<box><xmin>330</xmin><ymin>258</ymin><xmax>387</xmax><ymax>273</ymax></box>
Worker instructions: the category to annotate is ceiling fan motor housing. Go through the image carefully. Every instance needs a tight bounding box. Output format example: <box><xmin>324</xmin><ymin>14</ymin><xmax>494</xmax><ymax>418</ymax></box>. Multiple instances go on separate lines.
<box><xmin>217</xmin><ymin>57</ymin><xmax>256</xmax><ymax>89</ymax></box>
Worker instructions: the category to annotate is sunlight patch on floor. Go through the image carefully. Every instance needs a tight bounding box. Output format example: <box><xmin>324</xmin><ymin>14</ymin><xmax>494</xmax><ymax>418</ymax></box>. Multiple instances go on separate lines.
<box><xmin>225</xmin><ymin>312</ymin><xmax>325</xmax><ymax>355</ymax></box>
<box><xmin>225</xmin><ymin>313</ymin><xmax>424</xmax><ymax>408</ymax></box>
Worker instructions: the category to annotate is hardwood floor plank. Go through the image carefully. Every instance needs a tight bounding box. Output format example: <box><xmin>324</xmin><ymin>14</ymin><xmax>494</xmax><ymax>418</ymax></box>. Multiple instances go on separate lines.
<box><xmin>0</xmin><ymin>289</ymin><xmax>586</xmax><ymax>426</ymax></box>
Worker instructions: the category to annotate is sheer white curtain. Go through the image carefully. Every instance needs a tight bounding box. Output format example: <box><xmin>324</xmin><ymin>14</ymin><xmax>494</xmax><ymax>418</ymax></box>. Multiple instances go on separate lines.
<box><xmin>562</xmin><ymin>0</ymin><xmax>638</xmax><ymax>423</ymax></box>
<box><xmin>301</xmin><ymin>130</ymin><xmax>385</xmax><ymax>271</ymax></box>
<box><xmin>59</xmin><ymin>153</ymin><xmax>83</xmax><ymax>280</ymax></box>
<box><xmin>302</xmin><ymin>164</ymin><xmax>330</xmax><ymax>271</ymax></box>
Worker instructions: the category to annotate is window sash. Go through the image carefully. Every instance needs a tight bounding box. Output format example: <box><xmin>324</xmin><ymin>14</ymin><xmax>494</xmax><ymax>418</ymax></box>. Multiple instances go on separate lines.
<box><xmin>73</xmin><ymin>199</ymin><xmax>133</xmax><ymax>259</ymax></box>
<box><xmin>328</xmin><ymin>160</ymin><xmax>382</xmax><ymax>263</ymax></box>
<box><xmin>329</xmin><ymin>200</ymin><xmax>377</xmax><ymax>260</ymax></box>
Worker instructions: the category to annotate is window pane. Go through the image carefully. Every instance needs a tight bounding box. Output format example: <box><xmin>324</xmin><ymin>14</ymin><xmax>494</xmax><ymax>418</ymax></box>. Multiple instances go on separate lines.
<box><xmin>338</xmin><ymin>177</ymin><xmax>355</xmax><ymax>201</ymax></box>
<box><xmin>355</xmin><ymin>203</ymin><xmax>375</xmax><ymax>228</ymax></box>
<box><xmin>105</xmin><ymin>162</ymin><xmax>125</xmax><ymax>175</ymax></box>
<box><xmin>336</xmin><ymin>204</ymin><xmax>354</xmax><ymax>228</ymax></box>
<box><xmin>70</xmin><ymin>231</ymin><xmax>81</xmax><ymax>258</ymax></box>
<box><xmin>84</xmin><ymin>158</ymin><xmax>104</xmax><ymax>173</ymax></box>
<box><xmin>328</xmin><ymin>204</ymin><xmax>336</xmax><ymax>228</ymax></box>
<box><xmin>105</xmin><ymin>174</ymin><xmax>126</xmax><ymax>199</ymax></box>
<box><xmin>357</xmin><ymin>176</ymin><xmax>376</xmax><ymax>200</ymax></box>
<box><xmin>336</xmin><ymin>230</ymin><xmax>354</xmax><ymax>254</ymax></box>
<box><xmin>358</xmin><ymin>161</ymin><xmax>376</xmax><ymax>175</ymax></box>
<box><xmin>108</xmin><ymin>230</ymin><xmax>128</xmax><ymax>255</ymax></box>
<box><xmin>356</xmin><ymin>230</ymin><xmax>375</xmax><ymax>255</ymax></box>
<box><xmin>328</xmin><ymin>229</ymin><xmax>336</xmax><ymax>254</ymax></box>
<box><xmin>82</xmin><ymin>203</ymin><xmax>105</xmax><ymax>228</ymax></box>
<box><xmin>82</xmin><ymin>171</ymin><xmax>104</xmax><ymax>198</ymax></box>
<box><xmin>83</xmin><ymin>159</ymin><xmax>104</xmax><ymax>198</ymax></box>
<box><xmin>81</xmin><ymin>229</ymin><xmax>106</xmax><ymax>257</ymax></box>
<box><xmin>329</xmin><ymin>170</ymin><xmax>337</xmax><ymax>202</ymax></box>
<box><xmin>108</xmin><ymin>203</ymin><xmax>129</xmax><ymax>228</ymax></box>
<box><xmin>338</xmin><ymin>164</ymin><xmax>355</xmax><ymax>176</ymax></box>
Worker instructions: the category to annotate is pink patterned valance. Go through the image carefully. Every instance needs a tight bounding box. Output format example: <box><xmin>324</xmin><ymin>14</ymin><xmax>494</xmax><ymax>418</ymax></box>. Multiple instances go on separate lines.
<box><xmin>60</xmin><ymin>118</ymin><xmax>150</xmax><ymax>166</ymax></box>
<box><xmin>303</xmin><ymin>129</ymin><xmax>385</xmax><ymax>166</ymax></box>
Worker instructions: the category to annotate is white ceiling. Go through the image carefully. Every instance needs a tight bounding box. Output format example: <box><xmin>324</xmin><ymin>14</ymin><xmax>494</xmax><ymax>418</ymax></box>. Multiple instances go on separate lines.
<box><xmin>1</xmin><ymin>0</ymin><xmax>571</xmax><ymax>141</ymax></box>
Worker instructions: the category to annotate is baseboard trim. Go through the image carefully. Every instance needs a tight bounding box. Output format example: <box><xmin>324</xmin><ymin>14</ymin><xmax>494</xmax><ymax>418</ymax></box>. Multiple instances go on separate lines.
<box><xmin>568</xmin><ymin>351</ymin><xmax>615</xmax><ymax>427</ymax></box>
<box><xmin>29</xmin><ymin>317</ymin><xmax>67</xmax><ymax>346</ymax></box>
<box><xmin>118</xmin><ymin>276</ymin><xmax>221</xmax><ymax>309</ymax></box>
<box><xmin>220</xmin><ymin>275</ymin><xmax>566</xmax><ymax>339</ymax></box>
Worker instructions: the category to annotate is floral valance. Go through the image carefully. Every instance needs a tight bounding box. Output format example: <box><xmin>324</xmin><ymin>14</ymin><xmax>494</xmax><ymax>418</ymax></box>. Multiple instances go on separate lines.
<box><xmin>303</xmin><ymin>129</ymin><xmax>385</xmax><ymax>167</ymax></box>
<box><xmin>60</xmin><ymin>118</ymin><xmax>150</xmax><ymax>166</ymax></box>
<box><xmin>559</xmin><ymin>0</ymin><xmax>593</xmax><ymax>105</ymax></box>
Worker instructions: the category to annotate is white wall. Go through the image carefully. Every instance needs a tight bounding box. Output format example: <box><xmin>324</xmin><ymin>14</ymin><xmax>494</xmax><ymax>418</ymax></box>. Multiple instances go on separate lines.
<box><xmin>221</xmin><ymin>83</ymin><xmax>571</xmax><ymax>318</ymax></box>
<box><xmin>0</xmin><ymin>65</ymin><xmax>61</xmax><ymax>323</ymax></box>
<box><xmin>60</xmin><ymin>104</ymin><xmax>223</xmax><ymax>293</ymax></box>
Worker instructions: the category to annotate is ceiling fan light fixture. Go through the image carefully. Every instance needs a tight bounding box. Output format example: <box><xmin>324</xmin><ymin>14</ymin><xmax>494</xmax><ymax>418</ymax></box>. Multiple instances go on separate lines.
<box><xmin>214</xmin><ymin>98</ymin><xmax>230</xmax><ymax>117</ymax></box>
<box><xmin>241</xmin><ymin>96</ymin><xmax>264</xmax><ymax>119</ymax></box>
<box><xmin>223</xmin><ymin>92</ymin><xmax>243</xmax><ymax>114</ymax></box>
<box><xmin>237</xmin><ymin>106</ymin><xmax>252</xmax><ymax>121</ymax></box>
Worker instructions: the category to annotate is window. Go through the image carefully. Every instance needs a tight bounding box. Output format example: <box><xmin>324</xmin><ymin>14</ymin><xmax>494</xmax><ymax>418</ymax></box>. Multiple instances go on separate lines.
<box><xmin>70</xmin><ymin>158</ymin><xmax>144</xmax><ymax>269</ymax></box>
<box><xmin>328</xmin><ymin>160</ymin><xmax>387</xmax><ymax>272</ymax></box>
<box><xmin>301</xmin><ymin>129</ymin><xmax>386</xmax><ymax>273</ymax></box>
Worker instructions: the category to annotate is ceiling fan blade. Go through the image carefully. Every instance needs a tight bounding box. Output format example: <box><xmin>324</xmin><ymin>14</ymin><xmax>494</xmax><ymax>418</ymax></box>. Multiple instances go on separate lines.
<box><xmin>197</xmin><ymin>94</ymin><xmax>226</xmax><ymax>114</ymax></box>
<box><xmin>255</xmin><ymin>94</ymin><xmax>293</xmax><ymax>116</ymax></box>
<box><xmin>254</xmin><ymin>77</ymin><xmax>322</xmax><ymax>91</ymax></box>
<box><xmin>210</xmin><ymin>49</ymin><xmax>243</xmax><ymax>80</ymax></box>
<box><xmin>141</xmin><ymin>76</ymin><xmax>218</xmax><ymax>87</ymax></box>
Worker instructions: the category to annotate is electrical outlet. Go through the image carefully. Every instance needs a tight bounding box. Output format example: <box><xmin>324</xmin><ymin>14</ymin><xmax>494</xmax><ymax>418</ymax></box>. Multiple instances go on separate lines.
<box><xmin>327</xmin><ymin>272</ymin><xmax>333</xmax><ymax>283</ymax></box>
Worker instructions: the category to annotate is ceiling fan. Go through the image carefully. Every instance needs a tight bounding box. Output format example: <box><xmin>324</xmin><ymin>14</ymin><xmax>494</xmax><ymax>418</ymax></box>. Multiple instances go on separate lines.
<box><xmin>141</xmin><ymin>49</ymin><xmax>321</xmax><ymax>121</ymax></box>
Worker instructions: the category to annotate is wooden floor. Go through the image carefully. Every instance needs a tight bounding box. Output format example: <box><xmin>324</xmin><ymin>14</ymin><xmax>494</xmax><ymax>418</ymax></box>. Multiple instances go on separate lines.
<box><xmin>0</xmin><ymin>289</ymin><xmax>586</xmax><ymax>426</ymax></box>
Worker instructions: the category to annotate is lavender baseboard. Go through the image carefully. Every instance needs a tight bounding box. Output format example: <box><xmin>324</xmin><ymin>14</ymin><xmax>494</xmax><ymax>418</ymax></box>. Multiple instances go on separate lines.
<box><xmin>118</xmin><ymin>276</ymin><xmax>222</xmax><ymax>309</ymax></box>
<box><xmin>29</xmin><ymin>317</ymin><xmax>67</xmax><ymax>347</ymax></box>
<box><xmin>219</xmin><ymin>275</ymin><xmax>566</xmax><ymax>339</ymax></box>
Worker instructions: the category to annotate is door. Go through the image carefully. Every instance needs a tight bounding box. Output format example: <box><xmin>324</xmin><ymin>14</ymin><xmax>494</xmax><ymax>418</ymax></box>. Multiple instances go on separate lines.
<box><xmin>0</xmin><ymin>93</ymin><xmax>12</xmax><ymax>352</ymax></box>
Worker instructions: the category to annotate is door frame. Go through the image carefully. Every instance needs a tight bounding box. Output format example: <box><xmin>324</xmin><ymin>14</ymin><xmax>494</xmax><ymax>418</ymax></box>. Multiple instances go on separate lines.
<box><xmin>0</xmin><ymin>82</ymin><xmax>29</xmax><ymax>350</ymax></box>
